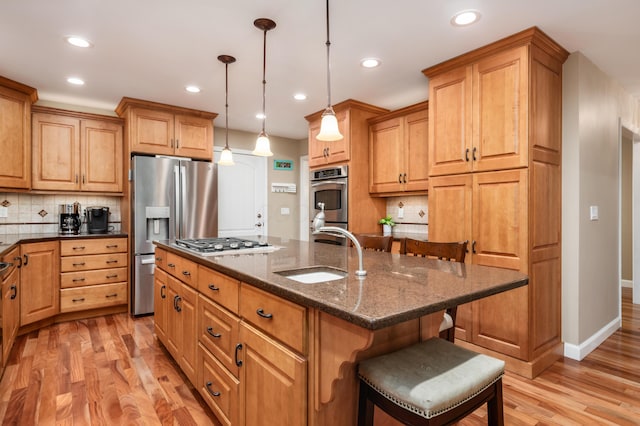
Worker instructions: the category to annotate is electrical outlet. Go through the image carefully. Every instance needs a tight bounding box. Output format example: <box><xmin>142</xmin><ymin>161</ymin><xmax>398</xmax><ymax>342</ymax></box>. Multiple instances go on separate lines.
<box><xmin>0</xmin><ymin>206</ymin><xmax>7</xmax><ymax>218</ymax></box>
<box><xmin>398</xmin><ymin>207</ymin><xmax>404</xmax><ymax>219</ymax></box>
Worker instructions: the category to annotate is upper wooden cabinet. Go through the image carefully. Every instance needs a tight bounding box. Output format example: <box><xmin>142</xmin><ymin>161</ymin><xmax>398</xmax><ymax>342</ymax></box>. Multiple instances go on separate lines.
<box><xmin>31</xmin><ymin>106</ymin><xmax>124</xmax><ymax>193</ymax></box>
<box><xmin>305</xmin><ymin>99</ymin><xmax>388</xmax><ymax>168</ymax></box>
<box><xmin>424</xmin><ymin>27</ymin><xmax>567</xmax><ymax>177</ymax></box>
<box><xmin>368</xmin><ymin>101</ymin><xmax>429</xmax><ymax>195</ymax></box>
<box><xmin>0</xmin><ymin>76</ymin><xmax>38</xmax><ymax>190</ymax></box>
<box><xmin>115</xmin><ymin>97</ymin><xmax>217</xmax><ymax>160</ymax></box>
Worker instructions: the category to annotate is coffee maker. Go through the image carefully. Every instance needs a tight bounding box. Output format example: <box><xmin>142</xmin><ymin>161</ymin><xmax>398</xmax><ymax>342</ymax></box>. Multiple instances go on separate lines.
<box><xmin>59</xmin><ymin>203</ymin><xmax>82</xmax><ymax>234</ymax></box>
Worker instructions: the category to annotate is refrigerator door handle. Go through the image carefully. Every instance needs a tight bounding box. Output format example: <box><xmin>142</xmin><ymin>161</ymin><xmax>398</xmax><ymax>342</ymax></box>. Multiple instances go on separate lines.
<box><xmin>174</xmin><ymin>165</ymin><xmax>181</xmax><ymax>238</ymax></box>
<box><xmin>180</xmin><ymin>165</ymin><xmax>187</xmax><ymax>238</ymax></box>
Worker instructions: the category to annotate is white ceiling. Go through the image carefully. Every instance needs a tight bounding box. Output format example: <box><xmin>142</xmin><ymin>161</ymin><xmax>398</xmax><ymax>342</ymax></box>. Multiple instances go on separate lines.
<box><xmin>2</xmin><ymin>0</ymin><xmax>639</xmax><ymax>140</ymax></box>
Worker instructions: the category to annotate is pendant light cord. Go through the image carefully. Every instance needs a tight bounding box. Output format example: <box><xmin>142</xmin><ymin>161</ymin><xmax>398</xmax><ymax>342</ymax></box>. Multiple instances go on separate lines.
<box><xmin>225</xmin><ymin>62</ymin><xmax>230</xmax><ymax>149</ymax></box>
<box><xmin>325</xmin><ymin>0</ymin><xmax>332</xmax><ymax>109</ymax></box>
<box><xmin>261</xmin><ymin>28</ymin><xmax>267</xmax><ymax>134</ymax></box>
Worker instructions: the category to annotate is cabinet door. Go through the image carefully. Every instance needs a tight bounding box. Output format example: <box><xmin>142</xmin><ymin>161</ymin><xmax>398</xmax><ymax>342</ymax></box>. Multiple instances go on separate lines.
<box><xmin>178</xmin><ymin>282</ymin><xmax>198</xmax><ymax>385</ymax></box>
<box><xmin>130</xmin><ymin>108</ymin><xmax>174</xmax><ymax>156</ymax></box>
<box><xmin>2</xmin><ymin>266</ymin><xmax>19</xmax><ymax>366</ymax></box>
<box><xmin>31</xmin><ymin>113</ymin><xmax>80</xmax><ymax>191</ymax></box>
<box><xmin>153</xmin><ymin>268</ymin><xmax>169</xmax><ymax>345</ymax></box>
<box><xmin>81</xmin><ymin>119</ymin><xmax>123</xmax><ymax>192</ymax></box>
<box><xmin>404</xmin><ymin>109</ymin><xmax>429</xmax><ymax>192</ymax></box>
<box><xmin>239</xmin><ymin>322</ymin><xmax>306</xmax><ymax>426</ymax></box>
<box><xmin>472</xmin><ymin>46</ymin><xmax>529</xmax><ymax>172</ymax></box>
<box><xmin>0</xmin><ymin>86</ymin><xmax>31</xmax><ymax>189</ymax></box>
<box><xmin>174</xmin><ymin>114</ymin><xmax>213</xmax><ymax>160</ymax></box>
<box><xmin>369</xmin><ymin>117</ymin><xmax>403</xmax><ymax>194</ymax></box>
<box><xmin>428</xmin><ymin>66</ymin><xmax>472</xmax><ymax>176</ymax></box>
<box><xmin>308</xmin><ymin>120</ymin><xmax>328</xmax><ymax>167</ymax></box>
<box><xmin>165</xmin><ymin>275</ymin><xmax>182</xmax><ymax>359</ymax></box>
<box><xmin>308</xmin><ymin>110</ymin><xmax>349</xmax><ymax>168</ymax></box>
<box><xmin>20</xmin><ymin>241</ymin><xmax>59</xmax><ymax>325</ymax></box>
<box><xmin>198</xmin><ymin>295</ymin><xmax>240</xmax><ymax>377</ymax></box>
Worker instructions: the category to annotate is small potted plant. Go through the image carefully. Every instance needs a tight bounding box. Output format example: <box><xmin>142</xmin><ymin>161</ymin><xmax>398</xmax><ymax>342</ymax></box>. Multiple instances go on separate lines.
<box><xmin>378</xmin><ymin>215</ymin><xmax>395</xmax><ymax>236</ymax></box>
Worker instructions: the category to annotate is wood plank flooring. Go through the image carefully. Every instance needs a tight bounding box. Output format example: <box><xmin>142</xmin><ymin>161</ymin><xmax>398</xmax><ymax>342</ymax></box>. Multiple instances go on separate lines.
<box><xmin>0</xmin><ymin>288</ymin><xmax>638</xmax><ymax>425</ymax></box>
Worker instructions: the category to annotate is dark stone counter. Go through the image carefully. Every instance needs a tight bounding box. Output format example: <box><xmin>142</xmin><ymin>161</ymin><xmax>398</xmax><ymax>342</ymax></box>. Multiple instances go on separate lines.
<box><xmin>155</xmin><ymin>236</ymin><xmax>528</xmax><ymax>330</ymax></box>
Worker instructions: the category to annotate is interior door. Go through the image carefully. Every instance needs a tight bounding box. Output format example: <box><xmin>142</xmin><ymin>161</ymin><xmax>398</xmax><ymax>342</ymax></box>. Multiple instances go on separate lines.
<box><xmin>214</xmin><ymin>150</ymin><xmax>267</xmax><ymax>237</ymax></box>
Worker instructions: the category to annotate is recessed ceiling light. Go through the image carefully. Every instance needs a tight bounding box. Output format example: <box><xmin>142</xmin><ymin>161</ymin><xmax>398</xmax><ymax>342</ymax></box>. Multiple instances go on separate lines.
<box><xmin>185</xmin><ymin>85</ymin><xmax>201</xmax><ymax>93</ymax></box>
<box><xmin>65</xmin><ymin>36</ymin><xmax>92</xmax><ymax>48</ymax></box>
<box><xmin>67</xmin><ymin>77</ymin><xmax>85</xmax><ymax>86</ymax></box>
<box><xmin>294</xmin><ymin>93</ymin><xmax>307</xmax><ymax>101</ymax></box>
<box><xmin>256</xmin><ymin>113</ymin><xmax>266</xmax><ymax>120</ymax></box>
<box><xmin>360</xmin><ymin>58</ymin><xmax>381</xmax><ymax>68</ymax></box>
<box><xmin>451</xmin><ymin>10</ymin><xmax>481</xmax><ymax>26</ymax></box>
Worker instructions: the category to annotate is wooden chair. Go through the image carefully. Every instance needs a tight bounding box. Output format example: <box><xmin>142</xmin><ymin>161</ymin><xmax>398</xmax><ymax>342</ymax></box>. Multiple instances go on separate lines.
<box><xmin>357</xmin><ymin>239</ymin><xmax>505</xmax><ymax>426</ymax></box>
<box><xmin>353</xmin><ymin>234</ymin><xmax>394</xmax><ymax>252</ymax></box>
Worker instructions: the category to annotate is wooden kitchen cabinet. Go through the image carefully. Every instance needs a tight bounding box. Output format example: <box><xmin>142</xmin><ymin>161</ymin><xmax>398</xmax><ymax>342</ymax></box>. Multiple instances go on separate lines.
<box><xmin>1</xmin><ymin>246</ymin><xmax>21</xmax><ymax>367</ymax></box>
<box><xmin>424</xmin><ymin>27</ymin><xmax>567</xmax><ymax>377</ymax></box>
<box><xmin>31</xmin><ymin>106</ymin><xmax>124</xmax><ymax>193</ymax></box>
<box><xmin>59</xmin><ymin>238</ymin><xmax>128</xmax><ymax>313</ymax></box>
<box><xmin>368</xmin><ymin>101</ymin><xmax>429</xmax><ymax>195</ymax></box>
<box><xmin>153</xmin><ymin>268</ymin><xmax>169</xmax><ymax>345</ymax></box>
<box><xmin>166</xmin><ymin>274</ymin><xmax>199</xmax><ymax>385</ymax></box>
<box><xmin>115</xmin><ymin>97</ymin><xmax>217</xmax><ymax>160</ymax></box>
<box><xmin>0</xmin><ymin>76</ymin><xmax>37</xmax><ymax>190</ymax></box>
<box><xmin>20</xmin><ymin>241</ymin><xmax>59</xmax><ymax>325</ymax></box>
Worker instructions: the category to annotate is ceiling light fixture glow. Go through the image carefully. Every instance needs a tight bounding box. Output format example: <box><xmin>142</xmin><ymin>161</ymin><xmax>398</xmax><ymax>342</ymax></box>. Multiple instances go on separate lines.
<box><xmin>185</xmin><ymin>85</ymin><xmax>201</xmax><ymax>93</ymax></box>
<box><xmin>218</xmin><ymin>54</ymin><xmax>236</xmax><ymax>166</ymax></box>
<box><xmin>361</xmin><ymin>58</ymin><xmax>381</xmax><ymax>68</ymax></box>
<box><xmin>65</xmin><ymin>36</ymin><xmax>92</xmax><ymax>48</ymax></box>
<box><xmin>252</xmin><ymin>18</ymin><xmax>276</xmax><ymax>157</ymax></box>
<box><xmin>317</xmin><ymin>0</ymin><xmax>343</xmax><ymax>142</ymax></box>
<box><xmin>294</xmin><ymin>93</ymin><xmax>307</xmax><ymax>101</ymax></box>
<box><xmin>451</xmin><ymin>10</ymin><xmax>480</xmax><ymax>26</ymax></box>
<box><xmin>67</xmin><ymin>77</ymin><xmax>85</xmax><ymax>85</ymax></box>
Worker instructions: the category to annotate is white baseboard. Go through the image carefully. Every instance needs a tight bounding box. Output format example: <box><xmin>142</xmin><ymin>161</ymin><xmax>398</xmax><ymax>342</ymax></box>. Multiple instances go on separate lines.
<box><xmin>622</xmin><ymin>279</ymin><xmax>633</xmax><ymax>288</ymax></box>
<box><xmin>563</xmin><ymin>316</ymin><xmax>621</xmax><ymax>360</ymax></box>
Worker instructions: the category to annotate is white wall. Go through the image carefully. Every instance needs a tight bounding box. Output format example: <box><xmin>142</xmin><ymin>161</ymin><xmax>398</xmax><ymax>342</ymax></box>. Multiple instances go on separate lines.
<box><xmin>562</xmin><ymin>52</ymin><xmax>640</xmax><ymax>359</ymax></box>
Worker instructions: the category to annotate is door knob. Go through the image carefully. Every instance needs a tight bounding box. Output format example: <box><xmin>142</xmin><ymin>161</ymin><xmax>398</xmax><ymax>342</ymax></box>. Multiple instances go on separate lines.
<box><xmin>255</xmin><ymin>222</ymin><xmax>263</xmax><ymax>227</ymax></box>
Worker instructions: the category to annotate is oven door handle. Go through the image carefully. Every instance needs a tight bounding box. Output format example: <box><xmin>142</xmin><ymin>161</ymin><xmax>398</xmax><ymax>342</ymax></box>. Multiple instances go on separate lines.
<box><xmin>311</xmin><ymin>181</ymin><xmax>347</xmax><ymax>187</ymax></box>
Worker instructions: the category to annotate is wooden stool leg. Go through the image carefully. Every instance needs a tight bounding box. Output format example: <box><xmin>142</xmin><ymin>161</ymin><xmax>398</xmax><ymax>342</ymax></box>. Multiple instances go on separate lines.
<box><xmin>487</xmin><ymin>379</ymin><xmax>504</xmax><ymax>426</ymax></box>
<box><xmin>358</xmin><ymin>382</ymin><xmax>375</xmax><ymax>426</ymax></box>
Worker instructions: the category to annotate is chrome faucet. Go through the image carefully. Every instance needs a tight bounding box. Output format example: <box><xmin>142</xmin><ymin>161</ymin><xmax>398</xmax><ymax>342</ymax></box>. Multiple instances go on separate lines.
<box><xmin>312</xmin><ymin>207</ymin><xmax>366</xmax><ymax>277</ymax></box>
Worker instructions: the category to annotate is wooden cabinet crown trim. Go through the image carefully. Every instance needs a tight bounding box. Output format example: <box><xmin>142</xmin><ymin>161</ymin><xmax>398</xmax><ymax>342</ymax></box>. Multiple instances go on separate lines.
<box><xmin>421</xmin><ymin>26</ymin><xmax>570</xmax><ymax>78</ymax></box>
<box><xmin>304</xmin><ymin>98</ymin><xmax>389</xmax><ymax>122</ymax></box>
<box><xmin>0</xmin><ymin>75</ymin><xmax>38</xmax><ymax>102</ymax></box>
<box><xmin>367</xmin><ymin>100</ymin><xmax>428</xmax><ymax>124</ymax></box>
<box><xmin>32</xmin><ymin>105</ymin><xmax>123</xmax><ymax>124</ymax></box>
<box><xmin>115</xmin><ymin>96</ymin><xmax>218</xmax><ymax>120</ymax></box>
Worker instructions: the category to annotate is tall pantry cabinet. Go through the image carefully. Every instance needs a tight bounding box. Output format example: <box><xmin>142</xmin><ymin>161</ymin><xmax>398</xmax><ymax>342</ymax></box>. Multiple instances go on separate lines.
<box><xmin>424</xmin><ymin>27</ymin><xmax>568</xmax><ymax>378</ymax></box>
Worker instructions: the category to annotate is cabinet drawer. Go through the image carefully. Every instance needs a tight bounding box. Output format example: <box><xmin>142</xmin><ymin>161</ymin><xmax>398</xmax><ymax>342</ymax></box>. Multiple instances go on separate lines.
<box><xmin>198</xmin><ymin>343</ymin><xmax>239</xmax><ymax>426</ymax></box>
<box><xmin>198</xmin><ymin>266</ymin><xmax>239</xmax><ymax>314</ymax></box>
<box><xmin>155</xmin><ymin>247</ymin><xmax>167</xmax><ymax>271</ymax></box>
<box><xmin>60</xmin><ymin>282</ymin><xmax>127</xmax><ymax>312</ymax></box>
<box><xmin>60</xmin><ymin>267</ymin><xmax>127</xmax><ymax>288</ymax></box>
<box><xmin>239</xmin><ymin>284</ymin><xmax>306</xmax><ymax>354</ymax></box>
<box><xmin>61</xmin><ymin>253</ymin><xmax>128</xmax><ymax>272</ymax></box>
<box><xmin>60</xmin><ymin>238</ymin><xmax>127</xmax><ymax>256</ymax></box>
<box><xmin>166</xmin><ymin>252</ymin><xmax>198</xmax><ymax>287</ymax></box>
<box><xmin>198</xmin><ymin>295</ymin><xmax>240</xmax><ymax>377</ymax></box>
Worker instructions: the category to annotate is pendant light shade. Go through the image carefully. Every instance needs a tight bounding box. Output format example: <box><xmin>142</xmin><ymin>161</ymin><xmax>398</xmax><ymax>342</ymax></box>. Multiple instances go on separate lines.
<box><xmin>218</xmin><ymin>54</ymin><xmax>236</xmax><ymax>166</ymax></box>
<box><xmin>253</xmin><ymin>18</ymin><xmax>276</xmax><ymax>157</ymax></box>
<box><xmin>317</xmin><ymin>0</ymin><xmax>343</xmax><ymax>141</ymax></box>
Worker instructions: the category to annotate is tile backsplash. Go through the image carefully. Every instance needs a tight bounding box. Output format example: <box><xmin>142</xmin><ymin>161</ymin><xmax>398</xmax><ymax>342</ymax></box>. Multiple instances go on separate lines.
<box><xmin>0</xmin><ymin>193</ymin><xmax>122</xmax><ymax>235</ymax></box>
<box><xmin>385</xmin><ymin>195</ymin><xmax>428</xmax><ymax>235</ymax></box>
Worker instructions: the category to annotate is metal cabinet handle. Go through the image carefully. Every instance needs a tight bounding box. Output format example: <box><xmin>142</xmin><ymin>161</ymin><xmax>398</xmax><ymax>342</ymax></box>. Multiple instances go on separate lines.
<box><xmin>106</xmin><ymin>274</ymin><xmax>118</xmax><ymax>279</ymax></box>
<box><xmin>465</xmin><ymin>148</ymin><xmax>470</xmax><ymax>162</ymax></box>
<box><xmin>175</xmin><ymin>295</ymin><xmax>182</xmax><ymax>312</ymax></box>
<box><xmin>256</xmin><ymin>308</ymin><xmax>273</xmax><ymax>319</ymax></box>
<box><xmin>160</xmin><ymin>285</ymin><xmax>166</xmax><ymax>299</ymax></box>
<box><xmin>72</xmin><ymin>297</ymin><xmax>85</xmax><ymax>302</ymax></box>
<box><xmin>398</xmin><ymin>174</ymin><xmax>402</xmax><ymax>184</ymax></box>
<box><xmin>72</xmin><ymin>246</ymin><xmax>85</xmax><ymax>250</ymax></box>
<box><xmin>75</xmin><ymin>174</ymin><xmax>79</xmax><ymax>183</ymax></box>
<box><xmin>472</xmin><ymin>146</ymin><xmax>477</xmax><ymax>161</ymax></box>
<box><xmin>182</xmin><ymin>270</ymin><xmax>191</xmax><ymax>276</ymax></box>
<box><xmin>205</xmin><ymin>381</ymin><xmax>221</xmax><ymax>397</ymax></box>
<box><xmin>73</xmin><ymin>262</ymin><xmax>85</xmax><ymax>267</ymax></box>
<box><xmin>106</xmin><ymin>260</ymin><xmax>118</xmax><ymax>264</ymax></box>
<box><xmin>10</xmin><ymin>285</ymin><xmax>17</xmax><ymax>300</ymax></box>
<box><xmin>82</xmin><ymin>174</ymin><xmax>86</xmax><ymax>184</ymax></box>
<box><xmin>173</xmin><ymin>294</ymin><xmax>179</xmax><ymax>311</ymax></box>
<box><xmin>171</xmin><ymin>138</ymin><xmax>174</xmax><ymax>148</ymax></box>
<box><xmin>13</xmin><ymin>256</ymin><xmax>22</xmax><ymax>268</ymax></box>
<box><xmin>106</xmin><ymin>244</ymin><xmax>118</xmax><ymax>249</ymax></box>
<box><xmin>72</xmin><ymin>278</ymin><xmax>86</xmax><ymax>282</ymax></box>
<box><xmin>472</xmin><ymin>240</ymin><xmax>477</xmax><ymax>254</ymax></box>
<box><xmin>235</xmin><ymin>343</ymin><xmax>243</xmax><ymax>367</ymax></box>
<box><xmin>105</xmin><ymin>293</ymin><xmax>118</xmax><ymax>298</ymax></box>
<box><xmin>403</xmin><ymin>173</ymin><xmax>407</xmax><ymax>183</ymax></box>
<box><xmin>206</xmin><ymin>327</ymin><xmax>221</xmax><ymax>338</ymax></box>
<box><xmin>155</xmin><ymin>256</ymin><xmax>163</xmax><ymax>262</ymax></box>
<box><xmin>208</xmin><ymin>284</ymin><xmax>219</xmax><ymax>291</ymax></box>
<box><xmin>168</xmin><ymin>263</ymin><xmax>176</xmax><ymax>268</ymax></box>
<box><xmin>23</xmin><ymin>254</ymin><xmax>28</xmax><ymax>266</ymax></box>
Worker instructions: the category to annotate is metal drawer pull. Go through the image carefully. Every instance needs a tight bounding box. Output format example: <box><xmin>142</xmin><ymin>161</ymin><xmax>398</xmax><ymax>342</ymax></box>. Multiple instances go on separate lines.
<box><xmin>73</xmin><ymin>262</ymin><xmax>86</xmax><ymax>267</ymax></box>
<box><xmin>72</xmin><ymin>246</ymin><xmax>85</xmax><ymax>250</ymax></box>
<box><xmin>208</xmin><ymin>284</ymin><xmax>219</xmax><ymax>291</ymax></box>
<box><xmin>205</xmin><ymin>382</ymin><xmax>221</xmax><ymax>397</ymax></box>
<box><xmin>206</xmin><ymin>327</ymin><xmax>221</xmax><ymax>338</ymax></box>
<box><xmin>10</xmin><ymin>285</ymin><xmax>17</xmax><ymax>300</ymax></box>
<box><xmin>13</xmin><ymin>256</ymin><xmax>22</xmax><ymax>268</ymax></box>
<box><xmin>106</xmin><ymin>274</ymin><xmax>118</xmax><ymax>279</ymax></box>
<box><xmin>235</xmin><ymin>343</ymin><xmax>243</xmax><ymax>367</ymax></box>
<box><xmin>105</xmin><ymin>293</ymin><xmax>118</xmax><ymax>298</ymax></box>
<box><xmin>182</xmin><ymin>270</ymin><xmax>191</xmax><ymax>276</ymax></box>
<box><xmin>168</xmin><ymin>263</ymin><xmax>176</xmax><ymax>268</ymax></box>
<box><xmin>72</xmin><ymin>278</ymin><xmax>86</xmax><ymax>282</ymax></box>
<box><xmin>256</xmin><ymin>308</ymin><xmax>273</xmax><ymax>319</ymax></box>
<box><xmin>155</xmin><ymin>256</ymin><xmax>163</xmax><ymax>262</ymax></box>
<box><xmin>106</xmin><ymin>244</ymin><xmax>118</xmax><ymax>248</ymax></box>
<box><xmin>160</xmin><ymin>285</ymin><xmax>166</xmax><ymax>299</ymax></box>
<box><xmin>106</xmin><ymin>260</ymin><xmax>118</xmax><ymax>264</ymax></box>
<box><xmin>72</xmin><ymin>297</ymin><xmax>85</xmax><ymax>302</ymax></box>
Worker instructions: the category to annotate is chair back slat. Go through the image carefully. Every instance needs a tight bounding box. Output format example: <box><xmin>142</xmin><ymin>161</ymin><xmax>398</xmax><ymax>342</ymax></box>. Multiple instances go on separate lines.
<box><xmin>401</xmin><ymin>239</ymin><xmax>467</xmax><ymax>263</ymax></box>
<box><xmin>354</xmin><ymin>235</ymin><xmax>394</xmax><ymax>252</ymax></box>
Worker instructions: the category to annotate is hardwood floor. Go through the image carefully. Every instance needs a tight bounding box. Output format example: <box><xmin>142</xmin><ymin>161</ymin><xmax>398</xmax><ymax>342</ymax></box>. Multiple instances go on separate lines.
<box><xmin>0</xmin><ymin>288</ymin><xmax>638</xmax><ymax>425</ymax></box>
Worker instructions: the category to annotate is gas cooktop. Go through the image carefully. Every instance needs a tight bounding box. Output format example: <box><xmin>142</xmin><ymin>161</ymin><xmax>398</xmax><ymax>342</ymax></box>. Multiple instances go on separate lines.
<box><xmin>175</xmin><ymin>237</ymin><xmax>270</xmax><ymax>253</ymax></box>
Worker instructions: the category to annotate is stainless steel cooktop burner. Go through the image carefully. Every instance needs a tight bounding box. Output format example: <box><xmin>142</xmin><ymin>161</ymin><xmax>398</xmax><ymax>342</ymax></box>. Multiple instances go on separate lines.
<box><xmin>175</xmin><ymin>237</ymin><xmax>269</xmax><ymax>253</ymax></box>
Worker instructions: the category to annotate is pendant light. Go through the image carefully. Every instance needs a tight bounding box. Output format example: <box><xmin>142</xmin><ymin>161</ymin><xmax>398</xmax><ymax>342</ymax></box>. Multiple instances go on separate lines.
<box><xmin>218</xmin><ymin>54</ymin><xmax>236</xmax><ymax>166</ymax></box>
<box><xmin>316</xmin><ymin>0</ymin><xmax>343</xmax><ymax>141</ymax></box>
<box><xmin>253</xmin><ymin>18</ymin><xmax>276</xmax><ymax>157</ymax></box>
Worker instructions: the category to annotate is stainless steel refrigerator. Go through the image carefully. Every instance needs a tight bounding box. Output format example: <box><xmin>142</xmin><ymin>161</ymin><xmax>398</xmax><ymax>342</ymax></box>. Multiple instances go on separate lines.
<box><xmin>131</xmin><ymin>155</ymin><xmax>218</xmax><ymax>315</ymax></box>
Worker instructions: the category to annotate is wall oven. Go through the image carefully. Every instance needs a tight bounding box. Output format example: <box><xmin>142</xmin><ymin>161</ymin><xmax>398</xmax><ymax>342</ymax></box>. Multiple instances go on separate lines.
<box><xmin>310</xmin><ymin>165</ymin><xmax>348</xmax><ymax>245</ymax></box>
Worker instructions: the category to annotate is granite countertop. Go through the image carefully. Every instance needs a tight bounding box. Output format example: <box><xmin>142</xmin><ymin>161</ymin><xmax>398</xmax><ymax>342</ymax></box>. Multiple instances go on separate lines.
<box><xmin>156</xmin><ymin>236</ymin><xmax>528</xmax><ymax>330</ymax></box>
<box><xmin>0</xmin><ymin>232</ymin><xmax>128</xmax><ymax>254</ymax></box>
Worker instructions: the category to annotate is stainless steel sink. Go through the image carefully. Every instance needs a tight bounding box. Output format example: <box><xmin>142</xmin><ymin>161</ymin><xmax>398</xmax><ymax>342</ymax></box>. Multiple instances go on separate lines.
<box><xmin>275</xmin><ymin>266</ymin><xmax>347</xmax><ymax>284</ymax></box>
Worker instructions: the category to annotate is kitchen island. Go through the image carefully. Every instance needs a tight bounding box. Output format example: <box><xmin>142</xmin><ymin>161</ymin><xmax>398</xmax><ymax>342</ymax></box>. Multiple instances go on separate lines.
<box><xmin>154</xmin><ymin>237</ymin><xmax>527</xmax><ymax>426</ymax></box>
